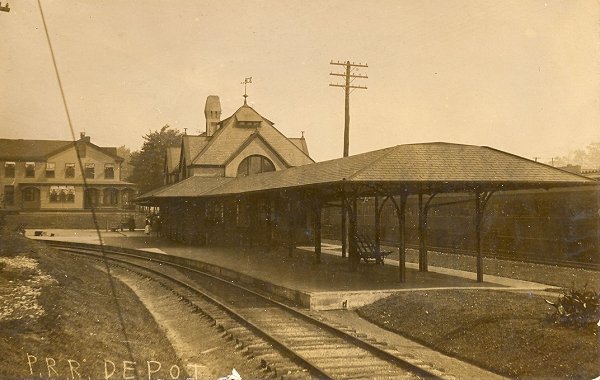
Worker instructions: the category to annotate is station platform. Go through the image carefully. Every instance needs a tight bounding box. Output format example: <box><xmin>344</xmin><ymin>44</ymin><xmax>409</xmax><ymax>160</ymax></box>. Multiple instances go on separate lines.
<box><xmin>30</xmin><ymin>229</ymin><xmax>553</xmax><ymax>311</ymax></box>
<box><xmin>31</xmin><ymin>229</ymin><xmax>516</xmax><ymax>379</ymax></box>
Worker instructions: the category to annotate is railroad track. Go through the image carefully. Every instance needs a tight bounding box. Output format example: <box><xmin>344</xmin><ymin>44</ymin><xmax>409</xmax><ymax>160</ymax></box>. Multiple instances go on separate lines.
<box><xmin>47</xmin><ymin>241</ymin><xmax>447</xmax><ymax>380</ymax></box>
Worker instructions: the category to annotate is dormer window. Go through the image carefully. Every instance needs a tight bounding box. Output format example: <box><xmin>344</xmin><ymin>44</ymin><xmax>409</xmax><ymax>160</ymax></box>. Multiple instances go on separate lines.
<box><xmin>238</xmin><ymin>121</ymin><xmax>261</xmax><ymax>128</ymax></box>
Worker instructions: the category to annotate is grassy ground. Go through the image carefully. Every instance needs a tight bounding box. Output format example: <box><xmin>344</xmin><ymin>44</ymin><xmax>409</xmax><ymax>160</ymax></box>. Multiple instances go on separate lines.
<box><xmin>0</xmin><ymin>227</ymin><xmax>186</xmax><ymax>379</ymax></box>
<box><xmin>358</xmin><ymin>289</ymin><xmax>600</xmax><ymax>379</ymax></box>
<box><xmin>396</xmin><ymin>247</ymin><xmax>600</xmax><ymax>289</ymax></box>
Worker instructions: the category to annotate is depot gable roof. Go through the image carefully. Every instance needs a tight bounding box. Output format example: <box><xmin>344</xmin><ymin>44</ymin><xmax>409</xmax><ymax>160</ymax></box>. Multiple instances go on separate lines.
<box><xmin>191</xmin><ymin>104</ymin><xmax>314</xmax><ymax>167</ymax></box>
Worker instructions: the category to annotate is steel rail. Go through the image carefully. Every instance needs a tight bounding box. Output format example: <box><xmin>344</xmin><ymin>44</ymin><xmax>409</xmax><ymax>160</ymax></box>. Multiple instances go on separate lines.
<box><xmin>56</xmin><ymin>246</ymin><xmax>331</xmax><ymax>379</ymax></box>
<box><xmin>48</xmin><ymin>241</ymin><xmax>441</xmax><ymax>379</ymax></box>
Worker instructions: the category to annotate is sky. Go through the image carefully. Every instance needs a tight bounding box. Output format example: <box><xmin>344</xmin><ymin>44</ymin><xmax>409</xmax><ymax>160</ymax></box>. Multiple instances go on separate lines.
<box><xmin>1</xmin><ymin>0</ymin><xmax>599</xmax><ymax>163</ymax></box>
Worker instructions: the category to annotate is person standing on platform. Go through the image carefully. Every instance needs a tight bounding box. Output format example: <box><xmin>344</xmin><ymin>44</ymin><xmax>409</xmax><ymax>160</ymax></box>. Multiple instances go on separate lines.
<box><xmin>153</xmin><ymin>215</ymin><xmax>162</xmax><ymax>237</ymax></box>
<box><xmin>144</xmin><ymin>216</ymin><xmax>152</xmax><ymax>235</ymax></box>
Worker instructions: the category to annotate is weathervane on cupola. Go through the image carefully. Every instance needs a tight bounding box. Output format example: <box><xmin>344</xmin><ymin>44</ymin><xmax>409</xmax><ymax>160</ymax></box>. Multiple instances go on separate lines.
<box><xmin>241</xmin><ymin>77</ymin><xmax>252</xmax><ymax>105</ymax></box>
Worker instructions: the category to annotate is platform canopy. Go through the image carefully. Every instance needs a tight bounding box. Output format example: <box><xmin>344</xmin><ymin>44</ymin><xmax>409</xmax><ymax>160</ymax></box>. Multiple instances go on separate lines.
<box><xmin>138</xmin><ymin>142</ymin><xmax>596</xmax><ymax>202</ymax></box>
<box><xmin>137</xmin><ymin>142</ymin><xmax>597</xmax><ymax>283</ymax></box>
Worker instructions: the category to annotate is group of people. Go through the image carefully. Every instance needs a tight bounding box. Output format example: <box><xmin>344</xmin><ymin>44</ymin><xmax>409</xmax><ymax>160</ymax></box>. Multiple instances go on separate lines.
<box><xmin>144</xmin><ymin>214</ymin><xmax>162</xmax><ymax>236</ymax></box>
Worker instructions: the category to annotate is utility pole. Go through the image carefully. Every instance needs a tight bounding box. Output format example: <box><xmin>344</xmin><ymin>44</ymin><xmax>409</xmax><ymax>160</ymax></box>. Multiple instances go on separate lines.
<box><xmin>329</xmin><ymin>60</ymin><xmax>367</xmax><ymax>260</ymax></box>
<box><xmin>329</xmin><ymin>60</ymin><xmax>368</xmax><ymax>157</ymax></box>
<box><xmin>0</xmin><ymin>2</ymin><xmax>10</xmax><ymax>12</ymax></box>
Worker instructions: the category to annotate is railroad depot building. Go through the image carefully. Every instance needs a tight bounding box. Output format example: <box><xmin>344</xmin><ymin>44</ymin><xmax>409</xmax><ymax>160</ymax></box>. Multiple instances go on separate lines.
<box><xmin>164</xmin><ymin>95</ymin><xmax>313</xmax><ymax>185</ymax></box>
<box><xmin>0</xmin><ymin>134</ymin><xmax>136</xmax><ymax>211</ymax></box>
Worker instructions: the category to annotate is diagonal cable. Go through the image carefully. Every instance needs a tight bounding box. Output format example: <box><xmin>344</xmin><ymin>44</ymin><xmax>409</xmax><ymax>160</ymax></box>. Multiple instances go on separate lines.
<box><xmin>36</xmin><ymin>0</ymin><xmax>137</xmax><ymax>373</ymax></box>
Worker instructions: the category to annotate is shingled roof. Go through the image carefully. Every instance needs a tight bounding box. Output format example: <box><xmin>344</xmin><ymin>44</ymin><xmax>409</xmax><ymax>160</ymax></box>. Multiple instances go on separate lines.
<box><xmin>191</xmin><ymin>104</ymin><xmax>314</xmax><ymax>167</ymax></box>
<box><xmin>0</xmin><ymin>139</ymin><xmax>69</xmax><ymax>161</ymax></box>
<box><xmin>138</xmin><ymin>142</ymin><xmax>597</xmax><ymax>202</ymax></box>
<box><xmin>0</xmin><ymin>138</ymin><xmax>123</xmax><ymax>162</ymax></box>
<box><xmin>165</xmin><ymin>146</ymin><xmax>181</xmax><ymax>174</ymax></box>
<box><xmin>289</xmin><ymin>137</ymin><xmax>310</xmax><ymax>156</ymax></box>
<box><xmin>181</xmin><ymin>135</ymin><xmax>210</xmax><ymax>165</ymax></box>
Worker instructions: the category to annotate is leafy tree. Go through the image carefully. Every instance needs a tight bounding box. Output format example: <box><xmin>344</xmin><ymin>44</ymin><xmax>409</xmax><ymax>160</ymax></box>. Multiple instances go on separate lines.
<box><xmin>116</xmin><ymin>145</ymin><xmax>132</xmax><ymax>181</ymax></box>
<box><xmin>128</xmin><ymin>125</ymin><xmax>182</xmax><ymax>194</ymax></box>
<box><xmin>546</xmin><ymin>142</ymin><xmax>600</xmax><ymax>169</ymax></box>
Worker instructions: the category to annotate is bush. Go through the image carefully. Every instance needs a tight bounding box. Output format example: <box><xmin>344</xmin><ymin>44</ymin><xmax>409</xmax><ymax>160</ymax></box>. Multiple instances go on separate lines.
<box><xmin>546</xmin><ymin>285</ymin><xmax>600</xmax><ymax>328</ymax></box>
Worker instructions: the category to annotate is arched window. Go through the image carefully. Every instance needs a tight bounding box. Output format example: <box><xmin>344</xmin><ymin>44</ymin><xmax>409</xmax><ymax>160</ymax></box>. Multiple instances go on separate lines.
<box><xmin>237</xmin><ymin>155</ymin><xmax>276</xmax><ymax>177</ymax></box>
<box><xmin>103</xmin><ymin>188</ymin><xmax>119</xmax><ymax>206</ymax></box>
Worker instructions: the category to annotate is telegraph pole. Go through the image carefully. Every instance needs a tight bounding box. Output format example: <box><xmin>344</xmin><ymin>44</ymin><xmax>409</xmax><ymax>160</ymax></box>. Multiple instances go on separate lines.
<box><xmin>329</xmin><ymin>60</ymin><xmax>368</xmax><ymax>157</ymax></box>
<box><xmin>329</xmin><ymin>60</ymin><xmax>367</xmax><ymax>260</ymax></box>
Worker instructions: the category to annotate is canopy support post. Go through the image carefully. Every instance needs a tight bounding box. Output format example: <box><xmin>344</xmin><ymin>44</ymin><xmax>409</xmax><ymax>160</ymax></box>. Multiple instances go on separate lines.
<box><xmin>372</xmin><ymin>188</ymin><xmax>409</xmax><ymax>283</ymax></box>
<box><xmin>313</xmin><ymin>199</ymin><xmax>322</xmax><ymax>264</ymax></box>
<box><xmin>349</xmin><ymin>191</ymin><xmax>359</xmax><ymax>271</ymax></box>
<box><xmin>418</xmin><ymin>192</ymin><xmax>438</xmax><ymax>272</ymax></box>
<box><xmin>398</xmin><ymin>192</ymin><xmax>407</xmax><ymax>282</ymax></box>
<box><xmin>288</xmin><ymin>199</ymin><xmax>294</xmax><ymax>257</ymax></box>
<box><xmin>418</xmin><ymin>194</ymin><xmax>427</xmax><ymax>271</ymax></box>
<box><xmin>341</xmin><ymin>193</ymin><xmax>347</xmax><ymax>258</ymax></box>
<box><xmin>266</xmin><ymin>198</ymin><xmax>273</xmax><ymax>251</ymax></box>
<box><xmin>374</xmin><ymin>196</ymin><xmax>381</xmax><ymax>256</ymax></box>
<box><xmin>474</xmin><ymin>189</ymin><xmax>495</xmax><ymax>282</ymax></box>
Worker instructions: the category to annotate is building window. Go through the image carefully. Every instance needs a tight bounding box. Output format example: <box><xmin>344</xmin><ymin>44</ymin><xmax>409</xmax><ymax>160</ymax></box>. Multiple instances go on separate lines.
<box><xmin>45</xmin><ymin>162</ymin><xmax>56</xmax><ymax>178</ymax></box>
<box><xmin>25</xmin><ymin>162</ymin><xmax>35</xmax><ymax>178</ymax></box>
<box><xmin>103</xmin><ymin>188</ymin><xmax>119</xmax><ymax>206</ymax></box>
<box><xmin>3</xmin><ymin>185</ymin><xmax>14</xmax><ymax>206</ymax></box>
<box><xmin>238</xmin><ymin>121</ymin><xmax>261</xmax><ymax>128</ymax></box>
<box><xmin>65</xmin><ymin>163</ymin><xmax>75</xmax><ymax>178</ymax></box>
<box><xmin>237</xmin><ymin>155</ymin><xmax>276</xmax><ymax>177</ymax></box>
<box><xmin>84</xmin><ymin>163</ymin><xmax>95</xmax><ymax>179</ymax></box>
<box><xmin>50</xmin><ymin>185</ymin><xmax>75</xmax><ymax>203</ymax></box>
<box><xmin>4</xmin><ymin>162</ymin><xmax>15</xmax><ymax>178</ymax></box>
<box><xmin>104</xmin><ymin>163</ymin><xmax>114</xmax><ymax>179</ymax></box>
<box><xmin>23</xmin><ymin>187</ymin><xmax>36</xmax><ymax>202</ymax></box>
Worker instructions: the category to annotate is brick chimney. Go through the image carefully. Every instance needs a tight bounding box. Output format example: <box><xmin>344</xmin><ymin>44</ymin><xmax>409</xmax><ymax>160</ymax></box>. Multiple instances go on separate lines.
<box><xmin>79</xmin><ymin>131</ymin><xmax>91</xmax><ymax>143</ymax></box>
<box><xmin>204</xmin><ymin>96</ymin><xmax>221</xmax><ymax>137</ymax></box>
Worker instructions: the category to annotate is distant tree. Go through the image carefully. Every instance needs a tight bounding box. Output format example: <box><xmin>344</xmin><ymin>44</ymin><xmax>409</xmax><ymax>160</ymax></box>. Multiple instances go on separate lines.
<box><xmin>116</xmin><ymin>145</ymin><xmax>133</xmax><ymax>181</ymax></box>
<box><xmin>128</xmin><ymin>125</ymin><xmax>182</xmax><ymax>194</ymax></box>
<box><xmin>546</xmin><ymin>142</ymin><xmax>600</xmax><ymax>169</ymax></box>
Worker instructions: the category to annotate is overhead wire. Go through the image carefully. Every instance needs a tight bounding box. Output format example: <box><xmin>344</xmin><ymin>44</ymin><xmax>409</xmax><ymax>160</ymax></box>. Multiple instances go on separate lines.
<box><xmin>36</xmin><ymin>0</ymin><xmax>137</xmax><ymax>374</ymax></box>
